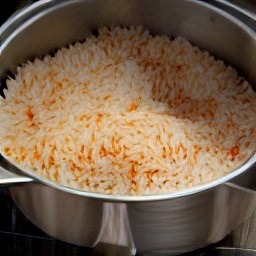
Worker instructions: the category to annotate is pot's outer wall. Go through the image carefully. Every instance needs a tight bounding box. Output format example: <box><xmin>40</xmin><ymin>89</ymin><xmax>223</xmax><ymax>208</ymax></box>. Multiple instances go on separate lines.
<box><xmin>9</xmin><ymin>181</ymin><xmax>256</xmax><ymax>255</ymax></box>
<box><xmin>9</xmin><ymin>183</ymin><xmax>103</xmax><ymax>247</ymax></box>
<box><xmin>127</xmin><ymin>184</ymin><xmax>256</xmax><ymax>254</ymax></box>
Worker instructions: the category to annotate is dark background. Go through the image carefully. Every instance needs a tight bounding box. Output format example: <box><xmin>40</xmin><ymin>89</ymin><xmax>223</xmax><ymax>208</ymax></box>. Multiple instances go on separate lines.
<box><xmin>0</xmin><ymin>0</ymin><xmax>34</xmax><ymax>25</ymax></box>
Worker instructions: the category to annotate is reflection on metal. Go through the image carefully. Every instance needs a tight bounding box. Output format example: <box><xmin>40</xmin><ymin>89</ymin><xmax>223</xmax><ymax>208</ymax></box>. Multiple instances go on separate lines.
<box><xmin>0</xmin><ymin>166</ymin><xmax>33</xmax><ymax>184</ymax></box>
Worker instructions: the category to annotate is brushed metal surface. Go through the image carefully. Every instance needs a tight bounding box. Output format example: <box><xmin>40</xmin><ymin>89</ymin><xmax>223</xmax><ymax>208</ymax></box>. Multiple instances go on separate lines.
<box><xmin>127</xmin><ymin>185</ymin><xmax>256</xmax><ymax>255</ymax></box>
<box><xmin>0</xmin><ymin>0</ymin><xmax>256</xmax><ymax>255</ymax></box>
<box><xmin>10</xmin><ymin>183</ymin><xmax>103</xmax><ymax>247</ymax></box>
<box><xmin>8</xmin><ymin>181</ymin><xmax>256</xmax><ymax>255</ymax></box>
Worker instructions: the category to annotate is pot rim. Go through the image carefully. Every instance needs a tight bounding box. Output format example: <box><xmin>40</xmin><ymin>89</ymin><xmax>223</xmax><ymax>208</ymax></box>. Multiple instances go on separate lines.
<box><xmin>1</xmin><ymin>0</ymin><xmax>256</xmax><ymax>202</ymax></box>
<box><xmin>3</xmin><ymin>151</ymin><xmax>256</xmax><ymax>202</ymax></box>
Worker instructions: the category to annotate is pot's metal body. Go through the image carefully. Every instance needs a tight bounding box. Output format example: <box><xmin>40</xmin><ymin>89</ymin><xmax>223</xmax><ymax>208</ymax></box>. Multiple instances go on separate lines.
<box><xmin>0</xmin><ymin>0</ymin><xmax>256</xmax><ymax>255</ymax></box>
<box><xmin>7</xmin><ymin>182</ymin><xmax>256</xmax><ymax>255</ymax></box>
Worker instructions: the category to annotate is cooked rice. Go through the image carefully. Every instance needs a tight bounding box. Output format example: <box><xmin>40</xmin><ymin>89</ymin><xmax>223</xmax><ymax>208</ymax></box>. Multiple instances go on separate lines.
<box><xmin>1</xmin><ymin>26</ymin><xmax>256</xmax><ymax>195</ymax></box>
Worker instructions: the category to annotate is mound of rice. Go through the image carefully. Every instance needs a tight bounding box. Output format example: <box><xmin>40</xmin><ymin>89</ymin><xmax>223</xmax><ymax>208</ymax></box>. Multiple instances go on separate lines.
<box><xmin>1</xmin><ymin>26</ymin><xmax>256</xmax><ymax>195</ymax></box>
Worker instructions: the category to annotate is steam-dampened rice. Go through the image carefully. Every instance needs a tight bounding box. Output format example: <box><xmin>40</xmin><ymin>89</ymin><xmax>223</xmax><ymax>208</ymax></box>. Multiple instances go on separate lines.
<box><xmin>0</xmin><ymin>26</ymin><xmax>256</xmax><ymax>195</ymax></box>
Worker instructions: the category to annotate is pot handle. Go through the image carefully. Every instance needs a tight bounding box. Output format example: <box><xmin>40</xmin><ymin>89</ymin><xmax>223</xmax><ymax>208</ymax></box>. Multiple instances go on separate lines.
<box><xmin>0</xmin><ymin>166</ymin><xmax>33</xmax><ymax>185</ymax></box>
<box><xmin>0</xmin><ymin>156</ymin><xmax>33</xmax><ymax>185</ymax></box>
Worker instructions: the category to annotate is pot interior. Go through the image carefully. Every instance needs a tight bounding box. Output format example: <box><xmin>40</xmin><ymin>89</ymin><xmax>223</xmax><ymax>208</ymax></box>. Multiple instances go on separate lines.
<box><xmin>1</xmin><ymin>0</ymin><xmax>256</xmax><ymax>86</ymax></box>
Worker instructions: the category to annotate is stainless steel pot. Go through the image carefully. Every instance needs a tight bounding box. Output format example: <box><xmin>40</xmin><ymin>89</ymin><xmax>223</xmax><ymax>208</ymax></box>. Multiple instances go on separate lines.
<box><xmin>0</xmin><ymin>0</ymin><xmax>256</xmax><ymax>255</ymax></box>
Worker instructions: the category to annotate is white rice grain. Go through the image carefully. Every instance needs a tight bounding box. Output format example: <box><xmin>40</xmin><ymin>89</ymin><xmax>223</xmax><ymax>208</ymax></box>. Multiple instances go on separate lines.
<box><xmin>0</xmin><ymin>26</ymin><xmax>256</xmax><ymax>195</ymax></box>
